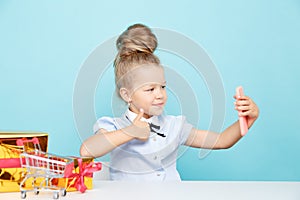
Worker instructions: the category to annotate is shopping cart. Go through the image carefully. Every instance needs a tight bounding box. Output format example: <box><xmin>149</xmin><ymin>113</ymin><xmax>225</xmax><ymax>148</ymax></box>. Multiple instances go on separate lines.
<box><xmin>17</xmin><ymin>138</ymin><xmax>74</xmax><ymax>199</ymax></box>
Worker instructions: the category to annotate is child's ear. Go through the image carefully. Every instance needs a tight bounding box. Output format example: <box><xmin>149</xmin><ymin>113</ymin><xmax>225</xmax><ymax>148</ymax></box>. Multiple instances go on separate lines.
<box><xmin>119</xmin><ymin>88</ymin><xmax>131</xmax><ymax>103</ymax></box>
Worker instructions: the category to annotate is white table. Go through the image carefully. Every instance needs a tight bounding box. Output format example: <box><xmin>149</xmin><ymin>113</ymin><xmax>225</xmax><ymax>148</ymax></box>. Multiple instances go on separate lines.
<box><xmin>1</xmin><ymin>181</ymin><xmax>299</xmax><ymax>200</ymax></box>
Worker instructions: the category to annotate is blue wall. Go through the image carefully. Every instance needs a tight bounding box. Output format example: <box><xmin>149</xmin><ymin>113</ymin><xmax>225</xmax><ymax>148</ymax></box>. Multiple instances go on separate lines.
<box><xmin>1</xmin><ymin>0</ymin><xmax>299</xmax><ymax>181</ymax></box>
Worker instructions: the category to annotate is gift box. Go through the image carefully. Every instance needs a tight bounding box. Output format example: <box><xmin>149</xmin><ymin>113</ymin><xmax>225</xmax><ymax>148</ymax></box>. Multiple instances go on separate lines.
<box><xmin>0</xmin><ymin>131</ymin><xmax>48</xmax><ymax>192</ymax></box>
<box><xmin>53</xmin><ymin>157</ymin><xmax>102</xmax><ymax>193</ymax></box>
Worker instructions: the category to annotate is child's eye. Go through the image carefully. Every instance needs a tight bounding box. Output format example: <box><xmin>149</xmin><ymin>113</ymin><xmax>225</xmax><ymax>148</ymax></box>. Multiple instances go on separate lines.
<box><xmin>145</xmin><ymin>88</ymin><xmax>155</xmax><ymax>92</ymax></box>
<box><xmin>161</xmin><ymin>85</ymin><xmax>166</xmax><ymax>89</ymax></box>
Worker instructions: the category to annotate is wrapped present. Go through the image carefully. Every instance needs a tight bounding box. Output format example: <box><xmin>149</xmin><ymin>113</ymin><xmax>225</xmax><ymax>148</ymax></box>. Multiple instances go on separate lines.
<box><xmin>53</xmin><ymin>157</ymin><xmax>102</xmax><ymax>193</ymax></box>
<box><xmin>0</xmin><ymin>131</ymin><xmax>48</xmax><ymax>192</ymax></box>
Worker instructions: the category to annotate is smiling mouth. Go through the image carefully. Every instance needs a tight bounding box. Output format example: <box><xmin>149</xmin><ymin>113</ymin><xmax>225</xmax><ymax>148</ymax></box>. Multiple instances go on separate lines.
<box><xmin>152</xmin><ymin>103</ymin><xmax>164</xmax><ymax>107</ymax></box>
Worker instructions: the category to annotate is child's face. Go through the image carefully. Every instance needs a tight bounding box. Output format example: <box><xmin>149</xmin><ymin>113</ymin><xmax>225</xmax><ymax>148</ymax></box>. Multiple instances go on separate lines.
<box><xmin>126</xmin><ymin>65</ymin><xmax>167</xmax><ymax>118</ymax></box>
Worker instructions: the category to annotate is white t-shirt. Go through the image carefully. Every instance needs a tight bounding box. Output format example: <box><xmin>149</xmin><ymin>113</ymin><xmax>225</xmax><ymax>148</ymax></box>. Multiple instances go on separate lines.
<box><xmin>93</xmin><ymin>109</ymin><xmax>193</xmax><ymax>181</ymax></box>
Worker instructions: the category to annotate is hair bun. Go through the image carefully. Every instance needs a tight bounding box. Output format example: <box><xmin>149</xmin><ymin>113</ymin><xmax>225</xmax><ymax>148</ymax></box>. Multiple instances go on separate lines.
<box><xmin>116</xmin><ymin>24</ymin><xmax>157</xmax><ymax>56</ymax></box>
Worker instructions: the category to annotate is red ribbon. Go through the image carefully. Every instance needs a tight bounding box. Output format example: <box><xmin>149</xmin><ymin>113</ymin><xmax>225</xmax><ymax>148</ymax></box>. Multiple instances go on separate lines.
<box><xmin>64</xmin><ymin>158</ymin><xmax>102</xmax><ymax>193</ymax></box>
<box><xmin>0</xmin><ymin>158</ymin><xmax>25</xmax><ymax>168</ymax></box>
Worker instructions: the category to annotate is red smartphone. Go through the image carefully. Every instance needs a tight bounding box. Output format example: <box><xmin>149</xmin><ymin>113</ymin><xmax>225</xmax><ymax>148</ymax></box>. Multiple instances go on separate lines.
<box><xmin>236</xmin><ymin>86</ymin><xmax>248</xmax><ymax>136</ymax></box>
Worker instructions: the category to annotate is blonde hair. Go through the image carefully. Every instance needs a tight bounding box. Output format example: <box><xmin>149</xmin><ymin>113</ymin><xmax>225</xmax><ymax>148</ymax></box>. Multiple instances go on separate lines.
<box><xmin>114</xmin><ymin>24</ymin><xmax>161</xmax><ymax>90</ymax></box>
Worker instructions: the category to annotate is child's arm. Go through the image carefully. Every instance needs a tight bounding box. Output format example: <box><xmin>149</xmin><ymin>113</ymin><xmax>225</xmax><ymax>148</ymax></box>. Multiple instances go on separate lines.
<box><xmin>185</xmin><ymin>95</ymin><xmax>259</xmax><ymax>149</ymax></box>
<box><xmin>80</xmin><ymin>109</ymin><xmax>150</xmax><ymax>157</ymax></box>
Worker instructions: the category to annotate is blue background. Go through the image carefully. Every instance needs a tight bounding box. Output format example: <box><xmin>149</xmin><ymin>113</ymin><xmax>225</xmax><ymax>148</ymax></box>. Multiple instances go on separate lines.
<box><xmin>1</xmin><ymin>0</ymin><xmax>299</xmax><ymax>181</ymax></box>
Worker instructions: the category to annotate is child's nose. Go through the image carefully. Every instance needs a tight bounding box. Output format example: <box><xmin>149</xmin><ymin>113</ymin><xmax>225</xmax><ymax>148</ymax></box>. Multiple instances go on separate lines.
<box><xmin>155</xmin><ymin>87</ymin><xmax>164</xmax><ymax>98</ymax></box>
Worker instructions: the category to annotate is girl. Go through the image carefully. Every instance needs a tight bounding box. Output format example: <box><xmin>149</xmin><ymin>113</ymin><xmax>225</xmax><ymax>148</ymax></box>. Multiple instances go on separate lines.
<box><xmin>80</xmin><ymin>24</ymin><xmax>259</xmax><ymax>181</ymax></box>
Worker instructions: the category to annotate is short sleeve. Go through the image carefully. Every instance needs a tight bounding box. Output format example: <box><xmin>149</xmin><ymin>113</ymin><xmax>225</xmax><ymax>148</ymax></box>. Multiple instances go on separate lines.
<box><xmin>93</xmin><ymin>117</ymin><xmax>118</xmax><ymax>134</ymax></box>
<box><xmin>177</xmin><ymin>116</ymin><xmax>194</xmax><ymax>145</ymax></box>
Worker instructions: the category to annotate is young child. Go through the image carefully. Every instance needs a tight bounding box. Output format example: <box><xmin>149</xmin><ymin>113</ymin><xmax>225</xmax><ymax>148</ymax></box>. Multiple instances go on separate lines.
<box><xmin>80</xmin><ymin>24</ymin><xmax>259</xmax><ymax>181</ymax></box>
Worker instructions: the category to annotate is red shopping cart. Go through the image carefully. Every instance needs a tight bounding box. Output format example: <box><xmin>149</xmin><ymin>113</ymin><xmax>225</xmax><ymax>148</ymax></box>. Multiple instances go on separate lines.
<box><xmin>17</xmin><ymin>138</ymin><xmax>73</xmax><ymax>199</ymax></box>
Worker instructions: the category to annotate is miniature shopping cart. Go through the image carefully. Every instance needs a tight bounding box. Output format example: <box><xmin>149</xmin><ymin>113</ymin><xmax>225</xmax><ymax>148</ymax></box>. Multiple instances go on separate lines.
<box><xmin>17</xmin><ymin>138</ymin><xmax>74</xmax><ymax>199</ymax></box>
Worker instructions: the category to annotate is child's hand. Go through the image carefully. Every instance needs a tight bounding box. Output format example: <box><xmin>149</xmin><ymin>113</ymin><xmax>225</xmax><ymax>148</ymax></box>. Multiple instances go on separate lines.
<box><xmin>126</xmin><ymin>109</ymin><xmax>150</xmax><ymax>141</ymax></box>
<box><xmin>234</xmin><ymin>95</ymin><xmax>259</xmax><ymax>126</ymax></box>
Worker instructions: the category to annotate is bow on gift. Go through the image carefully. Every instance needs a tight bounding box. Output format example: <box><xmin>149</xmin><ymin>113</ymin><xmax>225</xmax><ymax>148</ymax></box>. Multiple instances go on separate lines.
<box><xmin>64</xmin><ymin>158</ymin><xmax>102</xmax><ymax>193</ymax></box>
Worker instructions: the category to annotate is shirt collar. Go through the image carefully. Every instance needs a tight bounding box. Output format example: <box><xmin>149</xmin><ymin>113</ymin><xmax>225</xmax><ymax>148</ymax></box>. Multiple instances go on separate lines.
<box><xmin>125</xmin><ymin>109</ymin><xmax>150</xmax><ymax>123</ymax></box>
<box><xmin>125</xmin><ymin>109</ymin><xmax>161</xmax><ymax>125</ymax></box>
<box><xmin>124</xmin><ymin>109</ymin><xmax>166</xmax><ymax>137</ymax></box>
